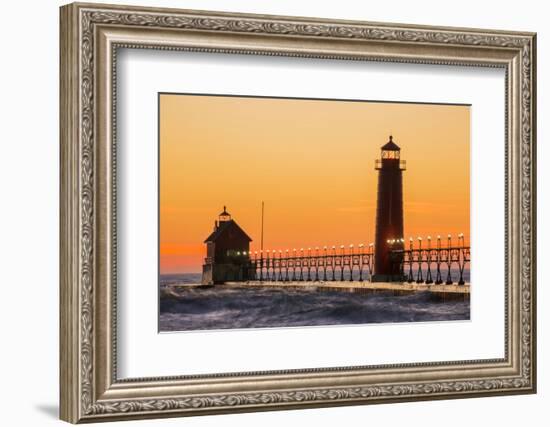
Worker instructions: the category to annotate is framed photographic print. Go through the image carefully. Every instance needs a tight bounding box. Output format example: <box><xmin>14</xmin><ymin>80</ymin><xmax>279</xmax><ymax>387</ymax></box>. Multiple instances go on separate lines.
<box><xmin>60</xmin><ymin>2</ymin><xmax>537</xmax><ymax>423</ymax></box>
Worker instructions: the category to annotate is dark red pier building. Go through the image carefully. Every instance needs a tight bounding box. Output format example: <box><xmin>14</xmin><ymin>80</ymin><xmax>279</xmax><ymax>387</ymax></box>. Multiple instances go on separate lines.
<box><xmin>372</xmin><ymin>136</ymin><xmax>407</xmax><ymax>281</ymax></box>
<box><xmin>201</xmin><ymin>206</ymin><xmax>256</xmax><ymax>285</ymax></box>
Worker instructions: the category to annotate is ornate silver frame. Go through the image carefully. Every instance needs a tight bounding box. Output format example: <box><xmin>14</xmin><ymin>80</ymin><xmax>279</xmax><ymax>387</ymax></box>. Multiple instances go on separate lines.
<box><xmin>60</xmin><ymin>2</ymin><xmax>536</xmax><ymax>423</ymax></box>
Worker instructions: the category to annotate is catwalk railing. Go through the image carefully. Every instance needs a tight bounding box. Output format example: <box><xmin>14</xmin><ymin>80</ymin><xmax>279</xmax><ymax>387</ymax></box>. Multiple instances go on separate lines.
<box><xmin>249</xmin><ymin>235</ymin><xmax>470</xmax><ymax>285</ymax></box>
<box><xmin>391</xmin><ymin>235</ymin><xmax>470</xmax><ymax>285</ymax></box>
<box><xmin>251</xmin><ymin>245</ymin><xmax>375</xmax><ymax>282</ymax></box>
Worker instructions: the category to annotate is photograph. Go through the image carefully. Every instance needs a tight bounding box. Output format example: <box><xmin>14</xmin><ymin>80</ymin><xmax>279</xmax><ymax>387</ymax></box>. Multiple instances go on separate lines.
<box><xmin>57</xmin><ymin>3</ymin><xmax>536</xmax><ymax>422</ymax></box>
<box><xmin>159</xmin><ymin>94</ymin><xmax>471</xmax><ymax>332</ymax></box>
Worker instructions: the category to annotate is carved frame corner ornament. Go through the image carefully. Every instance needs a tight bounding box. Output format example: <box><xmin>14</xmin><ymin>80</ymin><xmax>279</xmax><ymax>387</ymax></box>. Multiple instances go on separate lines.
<box><xmin>60</xmin><ymin>2</ymin><xmax>536</xmax><ymax>423</ymax></box>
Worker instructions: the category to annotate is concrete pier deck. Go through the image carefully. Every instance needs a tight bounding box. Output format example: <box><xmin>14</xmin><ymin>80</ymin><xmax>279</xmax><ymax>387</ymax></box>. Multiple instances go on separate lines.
<box><xmin>223</xmin><ymin>280</ymin><xmax>470</xmax><ymax>301</ymax></box>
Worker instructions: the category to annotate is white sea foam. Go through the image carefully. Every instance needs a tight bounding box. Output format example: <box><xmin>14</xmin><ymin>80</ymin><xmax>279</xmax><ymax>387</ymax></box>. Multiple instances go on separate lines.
<box><xmin>159</xmin><ymin>274</ymin><xmax>470</xmax><ymax>332</ymax></box>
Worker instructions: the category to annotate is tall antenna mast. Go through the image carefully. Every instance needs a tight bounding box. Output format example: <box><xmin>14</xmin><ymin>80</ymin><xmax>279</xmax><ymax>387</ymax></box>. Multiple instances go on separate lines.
<box><xmin>260</xmin><ymin>201</ymin><xmax>265</xmax><ymax>255</ymax></box>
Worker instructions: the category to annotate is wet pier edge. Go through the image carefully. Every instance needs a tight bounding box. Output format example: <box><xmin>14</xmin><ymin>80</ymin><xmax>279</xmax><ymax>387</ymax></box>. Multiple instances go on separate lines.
<box><xmin>178</xmin><ymin>281</ymin><xmax>470</xmax><ymax>302</ymax></box>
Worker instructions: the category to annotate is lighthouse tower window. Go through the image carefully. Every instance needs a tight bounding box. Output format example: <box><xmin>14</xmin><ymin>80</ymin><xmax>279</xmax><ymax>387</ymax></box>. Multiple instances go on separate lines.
<box><xmin>381</xmin><ymin>149</ymin><xmax>400</xmax><ymax>159</ymax></box>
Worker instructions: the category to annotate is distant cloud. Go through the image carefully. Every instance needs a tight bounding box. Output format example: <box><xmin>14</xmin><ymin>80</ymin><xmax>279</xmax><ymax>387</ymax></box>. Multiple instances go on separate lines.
<box><xmin>404</xmin><ymin>201</ymin><xmax>459</xmax><ymax>214</ymax></box>
<box><xmin>160</xmin><ymin>243</ymin><xmax>204</xmax><ymax>256</ymax></box>
<box><xmin>335</xmin><ymin>199</ymin><xmax>376</xmax><ymax>213</ymax></box>
<box><xmin>335</xmin><ymin>201</ymin><xmax>460</xmax><ymax>214</ymax></box>
<box><xmin>336</xmin><ymin>205</ymin><xmax>374</xmax><ymax>213</ymax></box>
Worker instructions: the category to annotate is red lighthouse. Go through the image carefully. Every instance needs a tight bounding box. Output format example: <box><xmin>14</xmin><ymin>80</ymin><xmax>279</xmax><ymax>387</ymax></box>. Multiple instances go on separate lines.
<box><xmin>373</xmin><ymin>135</ymin><xmax>406</xmax><ymax>281</ymax></box>
<box><xmin>201</xmin><ymin>206</ymin><xmax>255</xmax><ymax>285</ymax></box>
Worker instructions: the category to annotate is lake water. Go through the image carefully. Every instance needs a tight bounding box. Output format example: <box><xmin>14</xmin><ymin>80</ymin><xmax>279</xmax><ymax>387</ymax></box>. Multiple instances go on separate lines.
<box><xmin>159</xmin><ymin>273</ymin><xmax>470</xmax><ymax>332</ymax></box>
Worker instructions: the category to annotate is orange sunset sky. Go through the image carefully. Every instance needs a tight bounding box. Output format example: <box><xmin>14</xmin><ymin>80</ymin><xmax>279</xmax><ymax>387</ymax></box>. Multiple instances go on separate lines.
<box><xmin>160</xmin><ymin>94</ymin><xmax>470</xmax><ymax>274</ymax></box>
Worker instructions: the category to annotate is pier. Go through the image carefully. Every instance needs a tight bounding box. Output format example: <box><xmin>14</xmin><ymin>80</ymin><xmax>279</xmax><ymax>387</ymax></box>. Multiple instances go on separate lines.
<box><xmin>224</xmin><ymin>280</ymin><xmax>469</xmax><ymax>301</ymax></box>
<box><xmin>249</xmin><ymin>235</ymin><xmax>470</xmax><ymax>287</ymax></box>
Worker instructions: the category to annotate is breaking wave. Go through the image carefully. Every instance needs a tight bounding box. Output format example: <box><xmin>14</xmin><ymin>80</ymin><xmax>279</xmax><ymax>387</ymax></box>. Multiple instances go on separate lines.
<box><xmin>159</xmin><ymin>274</ymin><xmax>470</xmax><ymax>332</ymax></box>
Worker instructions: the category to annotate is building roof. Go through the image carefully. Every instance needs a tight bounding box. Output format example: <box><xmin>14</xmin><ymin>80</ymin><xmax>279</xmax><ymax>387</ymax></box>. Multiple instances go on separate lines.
<box><xmin>381</xmin><ymin>135</ymin><xmax>400</xmax><ymax>151</ymax></box>
<box><xmin>203</xmin><ymin>219</ymin><xmax>253</xmax><ymax>243</ymax></box>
